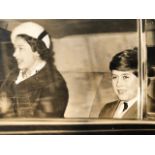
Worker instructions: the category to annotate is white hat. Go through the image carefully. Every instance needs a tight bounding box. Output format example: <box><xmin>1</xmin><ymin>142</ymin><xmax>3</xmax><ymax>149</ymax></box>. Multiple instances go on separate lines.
<box><xmin>11</xmin><ymin>22</ymin><xmax>50</xmax><ymax>48</ymax></box>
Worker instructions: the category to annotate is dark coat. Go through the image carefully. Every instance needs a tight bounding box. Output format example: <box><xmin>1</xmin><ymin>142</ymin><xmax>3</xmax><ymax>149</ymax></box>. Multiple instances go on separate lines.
<box><xmin>0</xmin><ymin>64</ymin><xmax>69</xmax><ymax>118</ymax></box>
<box><xmin>99</xmin><ymin>96</ymin><xmax>155</xmax><ymax>119</ymax></box>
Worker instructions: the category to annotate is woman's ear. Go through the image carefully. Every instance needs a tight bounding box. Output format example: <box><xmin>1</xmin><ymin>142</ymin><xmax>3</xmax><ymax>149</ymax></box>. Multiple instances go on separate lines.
<box><xmin>34</xmin><ymin>51</ymin><xmax>40</xmax><ymax>57</ymax></box>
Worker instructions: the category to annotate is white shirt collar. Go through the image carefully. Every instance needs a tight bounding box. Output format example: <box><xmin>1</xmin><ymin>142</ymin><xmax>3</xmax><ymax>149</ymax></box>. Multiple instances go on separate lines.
<box><xmin>15</xmin><ymin>61</ymin><xmax>46</xmax><ymax>84</ymax></box>
<box><xmin>114</xmin><ymin>95</ymin><xmax>138</xmax><ymax>118</ymax></box>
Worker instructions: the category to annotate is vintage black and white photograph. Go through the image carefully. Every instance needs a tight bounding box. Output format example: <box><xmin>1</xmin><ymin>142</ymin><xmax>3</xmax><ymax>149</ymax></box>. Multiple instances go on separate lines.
<box><xmin>0</xmin><ymin>19</ymin><xmax>155</xmax><ymax>134</ymax></box>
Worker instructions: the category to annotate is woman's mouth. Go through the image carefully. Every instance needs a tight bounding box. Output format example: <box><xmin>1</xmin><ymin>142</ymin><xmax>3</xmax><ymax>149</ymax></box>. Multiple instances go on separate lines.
<box><xmin>16</xmin><ymin>59</ymin><xmax>23</xmax><ymax>65</ymax></box>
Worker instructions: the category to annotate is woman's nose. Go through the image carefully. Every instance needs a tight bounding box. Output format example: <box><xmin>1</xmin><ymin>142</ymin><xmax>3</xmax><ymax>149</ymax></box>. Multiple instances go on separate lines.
<box><xmin>13</xmin><ymin>50</ymin><xmax>18</xmax><ymax>58</ymax></box>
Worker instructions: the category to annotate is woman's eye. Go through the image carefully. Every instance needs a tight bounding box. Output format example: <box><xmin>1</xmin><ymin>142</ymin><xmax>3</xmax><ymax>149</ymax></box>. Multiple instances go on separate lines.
<box><xmin>15</xmin><ymin>46</ymin><xmax>24</xmax><ymax>51</ymax></box>
<box><xmin>19</xmin><ymin>47</ymin><xmax>23</xmax><ymax>50</ymax></box>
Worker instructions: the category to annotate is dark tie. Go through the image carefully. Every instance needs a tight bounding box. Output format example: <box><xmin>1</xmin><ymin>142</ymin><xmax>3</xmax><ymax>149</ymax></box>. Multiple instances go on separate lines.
<box><xmin>123</xmin><ymin>102</ymin><xmax>128</xmax><ymax>112</ymax></box>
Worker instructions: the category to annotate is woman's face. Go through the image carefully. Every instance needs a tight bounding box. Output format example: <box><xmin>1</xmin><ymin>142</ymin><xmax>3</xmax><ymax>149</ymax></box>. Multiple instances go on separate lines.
<box><xmin>112</xmin><ymin>70</ymin><xmax>138</xmax><ymax>101</ymax></box>
<box><xmin>13</xmin><ymin>37</ymin><xmax>38</xmax><ymax>71</ymax></box>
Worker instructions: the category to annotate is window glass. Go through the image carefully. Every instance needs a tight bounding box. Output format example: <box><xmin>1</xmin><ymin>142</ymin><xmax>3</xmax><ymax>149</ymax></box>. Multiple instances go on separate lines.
<box><xmin>145</xmin><ymin>19</ymin><xmax>155</xmax><ymax>119</ymax></box>
<box><xmin>0</xmin><ymin>19</ymin><xmax>140</xmax><ymax>120</ymax></box>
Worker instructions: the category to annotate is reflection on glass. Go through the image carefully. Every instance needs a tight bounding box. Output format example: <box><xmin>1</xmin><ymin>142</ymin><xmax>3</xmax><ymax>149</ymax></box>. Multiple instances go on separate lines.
<box><xmin>0</xmin><ymin>19</ymin><xmax>140</xmax><ymax>119</ymax></box>
<box><xmin>145</xmin><ymin>19</ymin><xmax>155</xmax><ymax>119</ymax></box>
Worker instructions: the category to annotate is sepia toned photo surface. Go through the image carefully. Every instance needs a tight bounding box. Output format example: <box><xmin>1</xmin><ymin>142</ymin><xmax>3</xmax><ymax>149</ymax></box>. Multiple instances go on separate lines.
<box><xmin>145</xmin><ymin>19</ymin><xmax>155</xmax><ymax>119</ymax></box>
<box><xmin>0</xmin><ymin>19</ymin><xmax>155</xmax><ymax>134</ymax></box>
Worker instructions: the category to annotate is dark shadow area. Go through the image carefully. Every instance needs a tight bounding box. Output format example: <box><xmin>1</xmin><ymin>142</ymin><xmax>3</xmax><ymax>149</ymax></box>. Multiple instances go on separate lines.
<box><xmin>0</xmin><ymin>28</ymin><xmax>16</xmax><ymax>82</ymax></box>
<box><xmin>147</xmin><ymin>46</ymin><xmax>155</xmax><ymax>68</ymax></box>
<box><xmin>18</xmin><ymin>19</ymin><xmax>137</xmax><ymax>38</ymax></box>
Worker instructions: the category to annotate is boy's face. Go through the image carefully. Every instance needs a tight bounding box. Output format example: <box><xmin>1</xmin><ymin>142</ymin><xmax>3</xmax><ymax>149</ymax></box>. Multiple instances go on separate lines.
<box><xmin>111</xmin><ymin>70</ymin><xmax>138</xmax><ymax>101</ymax></box>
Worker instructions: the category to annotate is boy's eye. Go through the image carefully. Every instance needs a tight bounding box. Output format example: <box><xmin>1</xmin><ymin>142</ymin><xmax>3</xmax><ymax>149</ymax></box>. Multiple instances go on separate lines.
<box><xmin>112</xmin><ymin>76</ymin><xmax>117</xmax><ymax>79</ymax></box>
<box><xmin>123</xmin><ymin>75</ymin><xmax>129</xmax><ymax>79</ymax></box>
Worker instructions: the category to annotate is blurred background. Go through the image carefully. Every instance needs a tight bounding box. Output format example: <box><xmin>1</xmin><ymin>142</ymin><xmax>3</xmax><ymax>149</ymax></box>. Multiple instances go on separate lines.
<box><xmin>0</xmin><ymin>19</ymin><xmax>139</xmax><ymax>118</ymax></box>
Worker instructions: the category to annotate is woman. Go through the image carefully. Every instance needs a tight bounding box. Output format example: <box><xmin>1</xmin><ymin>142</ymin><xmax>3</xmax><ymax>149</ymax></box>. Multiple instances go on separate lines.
<box><xmin>0</xmin><ymin>22</ymin><xmax>69</xmax><ymax>118</ymax></box>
